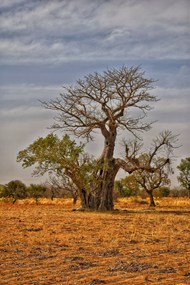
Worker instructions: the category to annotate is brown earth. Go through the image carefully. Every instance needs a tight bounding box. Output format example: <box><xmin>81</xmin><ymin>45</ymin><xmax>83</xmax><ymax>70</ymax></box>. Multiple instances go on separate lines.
<box><xmin>0</xmin><ymin>197</ymin><xmax>190</xmax><ymax>285</ymax></box>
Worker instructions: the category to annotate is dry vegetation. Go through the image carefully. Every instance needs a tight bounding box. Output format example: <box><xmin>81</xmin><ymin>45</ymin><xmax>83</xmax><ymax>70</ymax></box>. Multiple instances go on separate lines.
<box><xmin>0</xmin><ymin>197</ymin><xmax>190</xmax><ymax>285</ymax></box>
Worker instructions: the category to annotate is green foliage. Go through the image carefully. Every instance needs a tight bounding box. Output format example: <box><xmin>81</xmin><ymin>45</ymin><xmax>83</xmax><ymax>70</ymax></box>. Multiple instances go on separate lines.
<box><xmin>121</xmin><ymin>175</ymin><xmax>140</xmax><ymax>196</ymax></box>
<box><xmin>155</xmin><ymin>186</ymin><xmax>170</xmax><ymax>197</ymax></box>
<box><xmin>27</xmin><ymin>184</ymin><xmax>47</xmax><ymax>203</ymax></box>
<box><xmin>17</xmin><ymin>134</ymin><xmax>83</xmax><ymax>175</ymax></box>
<box><xmin>17</xmin><ymin>134</ymin><xmax>96</xmax><ymax>195</ymax></box>
<box><xmin>0</xmin><ymin>184</ymin><xmax>5</xmax><ymax>192</ymax></box>
<box><xmin>158</xmin><ymin>186</ymin><xmax>170</xmax><ymax>197</ymax></box>
<box><xmin>115</xmin><ymin>176</ymin><xmax>140</xmax><ymax>197</ymax></box>
<box><xmin>0</xmin><ymin>180</ymin><xmax>27</xmax><ymax>203</ymax></box>
<box><xmin>0</xmin><ymin>184</ymin><xmax>6</xmax><ymax>199</ymax></box>
<box><xmin>177</xmin><ymin>157</ymin><xmax>190</xmax><ymax>195</ymax></box>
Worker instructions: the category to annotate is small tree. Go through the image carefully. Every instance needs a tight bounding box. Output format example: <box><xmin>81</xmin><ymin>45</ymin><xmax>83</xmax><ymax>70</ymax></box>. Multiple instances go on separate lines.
<box><xmin>157</xmin><ymin>186</ymin><xmax>170</xmax><ymax>197</ymax></box>
<box><xmin>177</xmin><ymin>157</ymin><xmax>190</xmax><ymax>198</ymax></box>
<box><xmin>27</xmin><ymin>184</ymin><xmax>46</xmax><ymax>203</ymax></box>
<box><xmin>0</xmin><ymin>184</ymin><xmax>6</xmax><ymax>199</ymax></box>
<box><xmin>47</xmin><ymin>174</ymin><xmax>79</xmax><ymax>204</ymax></box>
<box><xmin>0</xmin><ymin>180</ymin><xmax>27</xmax><ymax>203</ymax></box>
<box><xmin>115</xmin><ymin>175</ymin><xmax>140</xmax><ymax>197</ymax></box>
<box><xmin>122</xmin><ymin>175</ymin><xmax>140</xmax><ymax>196</ymax></box>
<box><xmin>17</xmin><ymin>134</ymin><xmax>96</xmax><ymax>208</ymax></box>
<box><xmin>132</xmin><ymin>153</ymin><xmax>171</xmax><ymax>206</ymax></box>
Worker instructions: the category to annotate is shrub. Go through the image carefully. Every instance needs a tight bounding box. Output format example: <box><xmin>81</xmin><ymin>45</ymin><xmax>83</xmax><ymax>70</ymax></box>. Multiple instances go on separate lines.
<box><xmin>155</xmin><ymin>186</ymin><xmax>170</xmax><ymax>197</ymax></box>
<box><xmin>0</xmin><ymin>180</ymin><xmax>27</xmax><ymax>203</ymax></box>
<box><xmin>27</xmin><ymin>184</ymin><xmax>47</xmax><ymax>203</ymax></box>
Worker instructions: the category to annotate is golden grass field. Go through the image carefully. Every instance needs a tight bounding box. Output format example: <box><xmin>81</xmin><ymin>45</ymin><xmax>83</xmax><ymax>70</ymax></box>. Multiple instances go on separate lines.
<box><xmin>0</xmin><ymin>197</ymin><xmax>190</xmax><ymax>285</ymax></box>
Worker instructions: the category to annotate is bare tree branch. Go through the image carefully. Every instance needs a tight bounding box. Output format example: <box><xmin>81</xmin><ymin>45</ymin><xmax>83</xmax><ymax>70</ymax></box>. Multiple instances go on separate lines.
<box><xmin>41</xmin><ymin>66</ymin><xmax>157</xmax><ymax>140</ymax></box>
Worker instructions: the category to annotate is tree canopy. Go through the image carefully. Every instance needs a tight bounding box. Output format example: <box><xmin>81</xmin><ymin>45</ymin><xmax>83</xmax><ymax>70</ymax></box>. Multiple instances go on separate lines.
<box><xmin>177</xmin><ymin>157</ymin><xmax>190</xmax><ymax>198</ymax></box>
<box><xmin>18</xmin><ymin>66</ymin><xmax>178</xmax><ymax>210</ymax></box>
<box><xmin>17</xmin><ymin>134</ymin><xmax>96</xmax><ymax>207</ymax></box>
<box><xmin>0</xmin><ymin>180</ymin><xmax>27</xmax><ymax>203</ymax></box>
<box><xmin>131</xmin><ymin>154</ymin><xmax>171</xmax><ymax>206</ymax></box>
<box><xmin>42</xmin><ymin>66</ymin><xmax>157</xmax><ymax>140</ymax></box>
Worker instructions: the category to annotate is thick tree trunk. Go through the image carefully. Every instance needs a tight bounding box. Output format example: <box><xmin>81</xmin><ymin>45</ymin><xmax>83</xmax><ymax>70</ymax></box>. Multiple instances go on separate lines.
<box><xmin>80</xmin><ymin>188</ymin><xmax>89</xmax><ymax>209</ymax></box>
<box><xmin>72</xmin><ymin>194</ymin><xmax>78</xmax><ymax>205</ymax></box>
<box><xmin>80</xmin><ymin>125</ymin><xmax>119</xmax><ymax>211</ymax></box>
<box><xmin>87</xmin><ymin>165</ymin><xmax>118</xmax><ymax>211</ymax></box>
<box><xmin>98</xmin><ymin>166</ymin><xmax>116</xmax><ymax>211</ymax></box>
<box><xmin>96</xmin><ymin>126</ymin><xmax>117</xmax><ymax>210</ymax></box>
<box><xmin>148</xmin><ymin>191</ymin><xmax>156</xmax><ymax>207</ymax></box>
<box><xmin>98</xmin><ymin>155</ymin><xmax>121</xmax><ymax>211</ymax></box>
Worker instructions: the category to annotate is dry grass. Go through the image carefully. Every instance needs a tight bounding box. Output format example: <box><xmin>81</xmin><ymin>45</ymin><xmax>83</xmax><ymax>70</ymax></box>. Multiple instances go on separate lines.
<box><xmin>0</xmin><ymin>197</ymin><xmax>190</xmax><ymax>285</ymax></box>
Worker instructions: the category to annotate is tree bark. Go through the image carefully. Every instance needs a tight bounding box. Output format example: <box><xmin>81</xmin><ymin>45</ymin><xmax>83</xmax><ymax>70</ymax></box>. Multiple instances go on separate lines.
<box><xmin>81</xmin><ymin>125</ymin><xmax>119</xmax><ymax>211</ymax></box>
<box><xmin>86</xmin><ymin>162</ymin><xmax>119</xmax><ymax>211</ymax></box>
<box><xmin>72</xmin><ymin>194</ymin><xmax>78</xmax><ymax>205</ymax></box>
<box><xmin>80</xmin><ymin>188</ymin><xmax>89</xmax><ymax>209</ymax></box>
<box><xmin>97</xmin><ymin>126</ymin><xmax>117</xmax><ymax>210</ymax></box>
<box><xmin>148</xmin><ymin>191</ymin><xmax>156</xmax><ymax>207</ymax></box>
<box><xmin>98</xmin><ymin>161</ymin><xmax>118</xmax><ymax>211</ymax></box>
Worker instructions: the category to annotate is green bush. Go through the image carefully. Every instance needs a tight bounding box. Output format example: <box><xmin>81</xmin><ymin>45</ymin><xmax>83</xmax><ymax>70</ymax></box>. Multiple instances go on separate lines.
<box><xmin>0</xmin><ymin>180</ymin><xmax>27</xmax><ymax>203</ymax></box>
<box><xmin>27</xmin><ymin>184</ymin><xmax>46</xmax><ymax>203</ymax></box>
<box><xmin>114</xmin><ymin>180</ymin><xmax>138</xmax><ymax>197</ymax></box>
<box><xmin>155</xmin><ymin>186</ymin><xmax>170</xmax><ymax>197</ymax></box>
<box><xmin>159</xmin><ymin>186</ymin><xmax>170</xmax><ymax>197</ymax></box>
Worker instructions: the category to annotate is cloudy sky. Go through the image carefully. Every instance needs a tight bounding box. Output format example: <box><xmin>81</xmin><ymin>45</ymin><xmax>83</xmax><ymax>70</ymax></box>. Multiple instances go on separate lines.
<box><xmin>0</xmin><ymin>0</ymin><xmax>189</xmax><ymax>187</ymax></box>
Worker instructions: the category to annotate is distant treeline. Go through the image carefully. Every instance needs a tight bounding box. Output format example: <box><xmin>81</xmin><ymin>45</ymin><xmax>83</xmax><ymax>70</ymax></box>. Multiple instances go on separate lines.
<box><xmin>0</xmin><ymin>179</ymin><xmax>189</xmax><ymax>205</ymax></box>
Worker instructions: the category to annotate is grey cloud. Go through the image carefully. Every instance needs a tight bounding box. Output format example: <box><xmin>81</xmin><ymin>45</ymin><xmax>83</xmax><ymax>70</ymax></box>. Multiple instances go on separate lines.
<box><xmin>0</xmin><ymin>0</ymin><xmax>189</xmax><ymax>64</ymax></box>
<box><xmin>0</xmin><ymin>0</ymin><xmax>189</xmax><ymax>186</ymax></box>
<box><xmin>0</xmin><ymin>84</ymin><xmax>61</xmax><ymax>101</ymax></box>
<box><xmin>0</xmin><ymin>82</ymin><xmax>189</xmax><ymax>186</ymax></box>
<box><xmin>0</xmin><ymin>84</ymin><xmax>60</xmax><ymax>123</ymax></box>
<box><xmin>0</xmin><ymin>83</ymin><xmax>56</xmax><ymax>184</ymax></box>
<box><xmin>0</xmin><ymin>0</ymin><xmax>25</xmax><ymax>9</ymax></box>
<box><xmin>0</xmin><ymin>116</ymin><xmax>51</xmax><ymax>185</ymax></box>
<box><xmin>149</xmin><ymin>87</ymin><xmax>190</xmax><ymax>125</ymax></box>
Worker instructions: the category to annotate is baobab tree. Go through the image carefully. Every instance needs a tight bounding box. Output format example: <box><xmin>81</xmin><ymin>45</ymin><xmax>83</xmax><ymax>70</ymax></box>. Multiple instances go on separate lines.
<box><xmin>18</xmin><ymin>66</ymin><xmax>178</xmax><ymax>210</ymax></box>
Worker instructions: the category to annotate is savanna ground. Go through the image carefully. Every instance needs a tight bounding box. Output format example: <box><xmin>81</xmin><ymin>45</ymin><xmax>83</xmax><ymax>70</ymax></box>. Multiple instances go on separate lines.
<box><xmin>0</xmin><ymin>197</ymin><xmax>190</xmax><ymax>285</ymax></box>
